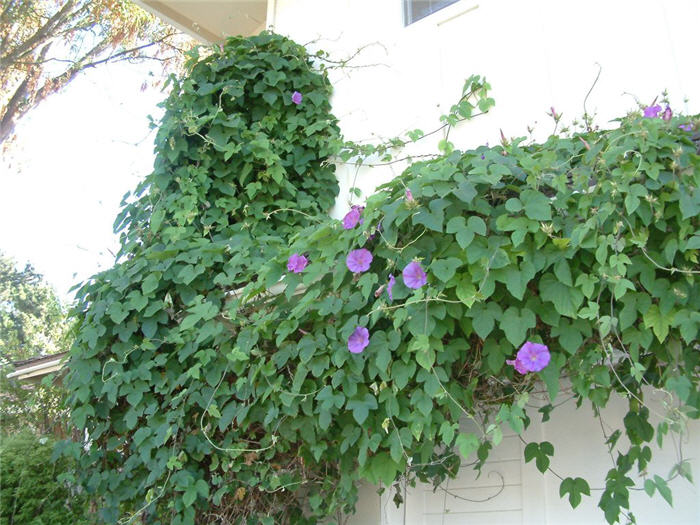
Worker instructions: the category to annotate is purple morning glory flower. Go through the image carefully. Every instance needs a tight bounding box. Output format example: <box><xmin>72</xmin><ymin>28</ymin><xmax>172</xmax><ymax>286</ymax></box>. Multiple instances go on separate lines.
<box><xmin>679</xmin><ymin>123</ymin><xmax>693</xmax><ymax>132</ymax></box>
<box><xmin>506</xmin><ymin>357</ymin><xmax>528</xmax><ymax>375</ymax></box>
<box><xmin>348</xmin><ymin>326</ymin><xmax>370</xmax><ymax>353</ymax></box>
<box><xmin>514</xmin><ymin>341</ymin><xmax>550</xmax><ymax>373</ymax></box>
<box><xmin>402</xmin><ymin>261</ymin><xmax>427</xmax><ymax>289</ymax></box>
<box><xmin>387</xmin><ymin>274</ymin><xmax>396</xmax><ymax>301</ymax></box>
<box><xmin>643</xmin><ymin>104</ymin><xmax>662</xmax><ymax>118</ymax></box>
<box><xmin>287</xmin><ymin>253</ymin><xmax>308</xmax><ymax>273</ymax></box>
<box><xmin>346</xmin><ymin>248</ymin><xmax>373</xmax><ymax>273</ymax></box>
<box><xmin>342</xmin><ymin>206</ymin><xmax>363</xmax><ymax>229</ymax></box>
<box><xmin>291</xmin><ymin>91</ymin><xmax>303</xmax><ymax>105</ymax></box>
<box><xmin>405</xmin><ymin>189</ymin><xmax>414</xmax><ymax>202</ymax></box>
<box><xmin>662</xmin><ymin>105</ymin><xmax>672</xmax><ymax>122</ymax></box>
<box><xmin>480</xmin><ymin>141</ymin><xmax>489</xmax><ymax>160</ymax></box>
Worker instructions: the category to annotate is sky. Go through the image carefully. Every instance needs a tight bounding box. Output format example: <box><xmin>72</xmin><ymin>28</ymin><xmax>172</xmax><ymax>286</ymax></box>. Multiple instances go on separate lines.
<box><xmin>0</xmin><ymin>61</ymin><xmax>165</xmax><ymax>303</ymax></box>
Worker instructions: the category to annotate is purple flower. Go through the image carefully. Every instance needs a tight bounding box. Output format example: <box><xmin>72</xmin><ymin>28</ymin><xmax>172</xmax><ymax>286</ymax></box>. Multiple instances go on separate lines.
<box><xmin>291</xmin><ymin>91</ymin><xmax>303</xmax><ymax>105</ymax></box>
<box><xmin>506</xmin><ymin>357</ymin><xmax>528</xmax><ymax>375</ymax></box>
<box><xmin>662</xmin><ymin>105</ymin><xmax>672</xmax><ymax>122</ymax></box>
<box><xmin>342</xmin><ymin>206</ymin><xmax>363</xmax><ymax>229</ymax></box>
<box><xmin>387</xmin><ymin>274</ymin><xmax>396</xmax><ymax>301</ymax></box>
<box><xmin>480</xmin><ymin>141</ymin><xmax>489</xmax><ymax>161</ymax></box>
<box><xmin>402</xmin><ymin>261</ymin><xmax>427</xmax><ymax>289</ymax></box>
<box><xmin>405</xmin><ymin>189</ymin><xmax>414</xmax><ymax>202</ymax></box>
<box><xmin>348</xmin><ymin>326</ymin><xmax>370</xmax><ymax>353</ymax></box>
<box><xmin>512</xmin><ymin>341</ymin><xmax>550</xmax><ymax>373</ymax></box>
<box><xmin>679</xmin><ymin>123</ymin><xmax>693</xmax><ymax>132</ymax></box>
<box><xmin>346</xmin><ymin>248</ymin><xmax>373</xmax><ymax>273</ymax></box>
<box><xmin>287</xmin><ymin>253</ymin><xmax>308</xmax><ymax>273</ymax></box>
<box><xmin>643</xmin><ymin>104</ymin><xmax>662</xmax><ymax>118</ymax></box>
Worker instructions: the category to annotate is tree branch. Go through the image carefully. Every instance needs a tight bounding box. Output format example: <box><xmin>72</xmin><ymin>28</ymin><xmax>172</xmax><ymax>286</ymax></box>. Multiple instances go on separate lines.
<box><xmin>0</xmin><ymin>42</ymin><xmax>51</xmax><ymax>144</ymax></box>
<box><xmin>0</xmin><ymin>0</ymin><xmax>77</xmax><ymax>69</ymax></box>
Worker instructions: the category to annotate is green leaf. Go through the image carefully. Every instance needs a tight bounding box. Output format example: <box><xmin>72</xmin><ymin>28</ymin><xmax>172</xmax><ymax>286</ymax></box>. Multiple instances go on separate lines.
<box><xmin>469</xmin><ymin>303</ymin><xmax>500</xmax><ymax>339</ymax></box>
<box><xmin>653</xmin><ymin>475</ymin><xmax>672</xmax><ymax>506</ymax></box>
<box><xmin>150</xmin><ymin>208</ymin><xmax>165</xmax><ymax>233</ymax></box>
<box><xmin>431</xmin><ymin>257</ymin><xmax>462</xmax><ymax>283</ymax></box>
<box><xmin>455</xmin><ymin>278</ymin><xmax>478</xmax><ymax>307</ymax></box>
<box><xmin>539</xmin><ymin>352</ymin><xmax>564</xmax><ymax>401</ymax></box>
<box><xmin>500</xmin><ymin>307</ymin><xmax>536</xmax><ymax>346</ymax></box>
<box><xmin>142</xmin><ymin>273</ymin><xmax>160</xmax><ymax>295</ymax></box>
<box><xmin>524</xmin><ymin>442</ymin><xmax>538</xmax><ymax>463</ymax></box>
<box><xmin>347</xmin><ymin>394</ymin><xmax>377</xmax><ymax>425</ymax></box>
<box><xmin>183</xmin><ymin>486</ymin><xmax>197</xmax><ymax>507</ymax></box>
<box><xmin>642</xmin><ymin>304</ymin><xmax>671</xmax><ymax>343</ymax></box>
<box><xmin>553</xmin><ymin>259</ymin><xmax>573</xmax><ymax>286</ymax></box>
<box><xmin>262</xmin><ymin>89</ymin><xmax>278</xmax><ymax>105</ymax></box>
<box><xmin>644</xmin><ymin>479</ymin><xmax>656</xmax><ymax>497</ymax></box>
<box><xmin>559</xmin><ymin>477</ymin><xmax>590</xmax><ymax>508</ymax></box>
<box><xmin>539</xmin><ymin>273</ymin><xmax>584</xmax><ymax>318</ymax></box>
<box><xmin>107</xmin><ymin>302</ymin><xmax>129</xmax><ymax>324</ymax></box>
<box><xmin>413</xmin><ymin>198</ymin><xmax>450</xmax><ymax>232</ymax></box>
<box><xmin>391</xmin><ymin>360</ymin><xmax>416</xmax><ymax>389</ymax></box>
<box><xmin>370</xmin><ymin>452</ymin><xmax>401</xmax><ymax>486</ymax></box>
<box><xmin>453</xmin><ymin>181</ymin><xmax>477</xmax><ymax>203</ymax></box>
<box><xmin>679</xmin><ymin>188</ymin><xmax>700</xmax><ymax>220</ymax></box>
<box><xmin>505</xmin><ymin>198</ymin><xmax>522</xmax><ymax>212</ymax></box>
<box><xmin>524</xmin><ymin>441</ymin><xmax>555</xmax><ymax>473</ymax></box>
<box><xmin>445</xmin><ymin>216</ymin><xmax>466</xmax><ymax>234</ymax></box>
<box><xmin>685</xmin><ymin>235</ymin><xmax>700</xmax><ymax>250</ymax></box>
<box><xmin>520</xmin><ymin>189</ymin><xmax>552</xmax><ymax>221</ymax></box>
<box><xmin>467</xmin><ymin>216</ymin><xmax>487</xmax><ymax>236</ymax></box>
<box><xmin>455</xmin><ymin>433</ymin><xmax>479</xmax><ymax>459</ymax></box>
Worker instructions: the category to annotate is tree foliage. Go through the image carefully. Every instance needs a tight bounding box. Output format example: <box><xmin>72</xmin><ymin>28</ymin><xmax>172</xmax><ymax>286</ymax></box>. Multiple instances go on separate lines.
<box><xmin>0</xmin><ymin>253</ymin><xmax>68</xmax><ymax>361</ymax></box>
<box><xmin>0</xmin><ymin>0</ymin><xmax>193</xmax><ymax>145</ymax></box>
<box><xmin>0</xmin><ymin>371</ymin><xmax>70</xmax><ymax>437</ymax></box>
<box><xmin>62</xmin><ymin>33</ymin><xmax>699</xmax><ymax>524</ymax></box>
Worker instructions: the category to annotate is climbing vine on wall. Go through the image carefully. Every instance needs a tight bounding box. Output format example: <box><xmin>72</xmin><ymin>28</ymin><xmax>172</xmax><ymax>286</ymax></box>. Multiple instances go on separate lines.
<box><xmin>61</xmin><ymin>32</ymin><xmax>699</xmax><ymax>525</ymax></box>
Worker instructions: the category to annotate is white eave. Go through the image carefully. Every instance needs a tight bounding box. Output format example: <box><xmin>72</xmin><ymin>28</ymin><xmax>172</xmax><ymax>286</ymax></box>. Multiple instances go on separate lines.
<box><xmin>135</xmin><ymin>0</ymin><xmax>269</xmax><ymax>43</ymax></box>
<box><xmin>6</xmin><ymin>356</ymin><xmax>66</xmax><ymax>380</ymax></box>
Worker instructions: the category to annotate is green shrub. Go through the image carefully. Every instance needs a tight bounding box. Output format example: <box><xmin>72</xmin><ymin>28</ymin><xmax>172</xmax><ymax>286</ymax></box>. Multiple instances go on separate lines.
<box><xmin>0</xmin><ymin>432</ymin><xmax>90</xmax><ymax>524</ymax></box>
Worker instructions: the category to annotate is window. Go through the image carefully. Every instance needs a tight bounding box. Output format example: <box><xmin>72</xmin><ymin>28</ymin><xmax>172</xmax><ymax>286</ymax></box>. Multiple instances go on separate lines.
<box><xmin>403</xmin><ymin>0</ymin><xmax>459</xmax><ymax>25</ymax></box>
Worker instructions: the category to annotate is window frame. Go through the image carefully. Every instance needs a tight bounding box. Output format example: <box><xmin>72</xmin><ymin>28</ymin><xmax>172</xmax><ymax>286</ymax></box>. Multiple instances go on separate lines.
<box><xmin>403</xmin><ymin>0</ymin><xmax>461</xmax><ymax>26</ymax></box>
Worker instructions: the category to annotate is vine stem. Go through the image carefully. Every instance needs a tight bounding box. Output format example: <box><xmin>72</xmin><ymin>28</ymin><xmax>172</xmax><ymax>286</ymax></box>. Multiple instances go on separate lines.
<box><xmin>118</xmin><ymin>470</ymin><xmax>172</xmax><ymax>524</ymax></box>
<box><xmin>200</xmin><ymin>364</ymin><xmax>280</xmax><ymax>454</ymax></box>
<box><xmin>367</xmin><ymin>294</ymin><xmax>462</xmax><ymax>317</ymax></box>
<box><xmin>376</xmin><ymin>221</ymin><xmax>426</xmax><ymax>253</ymax></box>
<box><xmin>431</xmin><ymin>367</ymin><xmax>486</xmax><ymax>437</ymax></box>
<box><xmin>264</xmin><ymin>208</ymin><xmax>323</xmax><ymax>222</ymax></box>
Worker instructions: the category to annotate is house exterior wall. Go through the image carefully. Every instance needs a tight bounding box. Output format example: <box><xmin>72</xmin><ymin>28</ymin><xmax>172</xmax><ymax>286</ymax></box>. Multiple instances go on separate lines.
<box><xmin>266</xmin><ymin>1</ymin><xmax>700</xmax><ymax>523</ymax></box>
<box><xmin>371</xmin><ymin>391</ymin><xmax>700</xmax><ymax>525</ymax></box>
<box><xmin>269</xmin><ymin>0</ymin><xmax>700</xmax><ymax>218</ymax></box>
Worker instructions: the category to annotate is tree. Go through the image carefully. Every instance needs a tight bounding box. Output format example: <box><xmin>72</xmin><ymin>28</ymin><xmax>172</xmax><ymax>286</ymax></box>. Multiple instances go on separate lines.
<box><xmin>0</xmin><ymin>252</ymin><xmax>69</xmax><ymax>361</ymax></box>
<box><xmin>0</xmin><ymin>0</ymin><xmax>193</xmax><ymax>146</ymax></box>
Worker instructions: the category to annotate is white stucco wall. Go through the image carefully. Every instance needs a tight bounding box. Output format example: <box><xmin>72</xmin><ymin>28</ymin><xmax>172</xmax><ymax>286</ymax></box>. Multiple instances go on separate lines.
<box><xmin>269</xmin><ymin>0</ymin><xmax>700</xmax><ymax>218</ymax></box>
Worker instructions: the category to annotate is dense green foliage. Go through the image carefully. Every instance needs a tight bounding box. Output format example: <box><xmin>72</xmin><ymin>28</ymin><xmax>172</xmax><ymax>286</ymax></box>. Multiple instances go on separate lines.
<box><xmin>62</xmin><ymin>32</ymin><xmax>699</xmax><ymax>524</ymax></box>
<box><xmin>62</xmin><ymin>33</ymin><xmax>342</xmax><ymax>524</ymax></box>
<box><xmin>0</xmin><ymin>432</ymin><xmax>89</xmax><ymax>524</ymax></box>
<box><xmin>0</xmin><ymin>371</ymin><xmax>69</xmax><ymax>437</ymax></box>
<box><xmin>0</xmin><ymin>253</ymin><xmax>68</xmax><ymax>361</ymax></box>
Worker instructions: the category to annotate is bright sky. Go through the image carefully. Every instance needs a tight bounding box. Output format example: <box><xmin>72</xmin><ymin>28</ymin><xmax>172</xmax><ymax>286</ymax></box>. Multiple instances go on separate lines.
<box><xmin>0</xmin><ymin>61</ymin><xmax>165</xmax><ymax>303</ymax></box>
